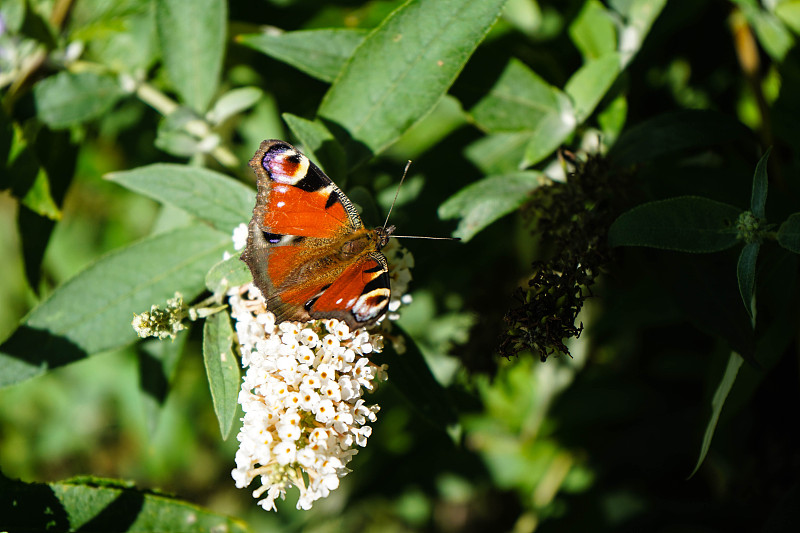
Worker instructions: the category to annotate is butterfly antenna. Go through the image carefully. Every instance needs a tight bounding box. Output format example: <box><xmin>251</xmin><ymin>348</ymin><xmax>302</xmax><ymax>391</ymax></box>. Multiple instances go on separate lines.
<box><xmin>391</xmin><ymin>234</ymin><xmax>461</xmax><ymax>241</ymax></box>
<box><xmin>383</xmin><ymin>160</ymin><xmax>413</xmax><ymax>229</ymax></box>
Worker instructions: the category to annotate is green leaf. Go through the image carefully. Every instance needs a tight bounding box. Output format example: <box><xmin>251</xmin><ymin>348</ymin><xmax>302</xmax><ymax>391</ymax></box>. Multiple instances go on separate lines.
<box><xmin>71</xmin><ymin>1</ymin><xmax>159</xmax><ymax>74</ymax></box>
<box><xmin>597</xmin><ymin>93</ymin><xmax>628</xmax><ymax>145</ymax></box>
<box><xmin>106</xmin><ymin>164</ymin><xmax>254</xmax><ymax>233</ymax></box>
<box><xmin>388</xmin><ymin>94</ymin><xmax>467</xmax><ymax>159</ymax></box>
<box><xmin>608</xmin><ymin>196</ymin><xmax>742</xmax><ymax>252</ymax></box>
<box><xmin>737</xmin><ymin>242</ymin><xmax>760</xmax><ymax>321</ymax></box>
<box><xmin>238</xmin><ymin>28</ymin><xmax>369</xmax><ymax>83</ymax></box>
<box><xmin>564</xmin><ymin>53</ymin><xmax>621</xmax><ymax>123</ymax></box>
<box><xmin>569</xmin><ymin>0</ymin><xmax>617</xmax><ymax>60</ymax></box>
<box><xmin>206</xmin><ymin>86</ymin><xmax>263</xmax><ymax>125</ymax></box>
<box><xmin>34</xmin><ymin>71</ymin><xmax>124</xmax><ymax>129</ymax></box>
<box><xmin>155</xmin><ymin>0</ymin><xmax>226</xmax><ymax>112</ymax></box>
<box><xmin>5</xmin><ymin>123</ymin><xmax>61</xmax><ymax>219</ymax></box>
<box><xmin>205</xmin><ymin>256</ymin><xmax>252</xmax><ymax>295</ymax></box>
<box><xmin>0</xmin><ymin>0</ymin><xmax>26</xmax><ymax>33</ymax></box>
<box><xmin>439</xmin><ymin>172</ymin><xmax>543</xmax><ymax>241</ymax></box>
<box><xmin>609</xmin><ymin>110</ymin><xmax>752</xmax><ymax>167</ymax></box>
<box><xmin>750</xmin><ymin>147</ymin><xmax>771</xmax><ymax>219</ymax></box>
<box><xmin>203</xmin><ymin>311</ymin><xmax>240</xmax><ymax>440</ymax></box>
<box><xmin>0</xmin><ymin>225</ymin><xmax>230</xmax><ymax>388</ymax></box>
<box><xmin>775</xmin><ymin>1</ymin><xmax>800</xmax><ymax>35</ymax></box>
<box><xmin>380</xmin><ymin>327</ymin><xmax>458</xmax><ymax>430</ymax></box>
<box><xmin>463</xmin><ymin>131</ymin><xmax>535</xmax><ymax>174</ymax></box>
<box><xmin>470</xmin><ymin>59</ymin><xmax>576</xmax><ymax>167</ymax></box>
<box><xmin>0</xmin><ymin>473</ymin><xmax>249</xmax><ymax>533</ymax></box>
<box><xmin>471</xmin><ymin>58</ymin><xmax>575</xmax><ymax>130</ymax></box>
<box><xmin>777</xmin><ymin>213</ymin><xmax>800</xmax><ymax>253</ymax></box>
<box><xmin>318</xmin><ymin>0</ymin><xmax>507</xmax><ymax>158</ymax></box>
<box><xmin>282</xmin><ymin>113</ymin><xmax>346</xmax><ymax>178</ymax></box>
<box><xmin>736</xmin><ymin>0</ymin><xmax>795</xmax><ymax>62</ymax></box>
<box><xmin>689</xmin><ymin>351</ymin><xmax>744</xmax><ymax>478</ymax></box>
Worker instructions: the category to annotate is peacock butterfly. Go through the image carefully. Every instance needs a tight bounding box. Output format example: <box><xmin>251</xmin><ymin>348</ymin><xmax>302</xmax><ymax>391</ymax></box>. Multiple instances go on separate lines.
<box><xmin>241</xmin><ymin>140</ymin><xmax>395</xmax><ymax>329</ymax></box>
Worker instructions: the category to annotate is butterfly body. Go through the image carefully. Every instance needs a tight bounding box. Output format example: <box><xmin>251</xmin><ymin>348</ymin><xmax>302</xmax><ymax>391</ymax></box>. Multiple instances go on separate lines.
<box><xmin>241</xmin><ymin>140</ymin><xmax>393</xmax><ymax>329</ymax></box>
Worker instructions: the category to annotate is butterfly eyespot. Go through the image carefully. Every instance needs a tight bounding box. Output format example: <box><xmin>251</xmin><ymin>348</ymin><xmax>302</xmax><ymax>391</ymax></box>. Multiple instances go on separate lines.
<box><xmin>262</xmin><ymin>231</ymin><xmax>283</xmax><ymax>244</ymax></box>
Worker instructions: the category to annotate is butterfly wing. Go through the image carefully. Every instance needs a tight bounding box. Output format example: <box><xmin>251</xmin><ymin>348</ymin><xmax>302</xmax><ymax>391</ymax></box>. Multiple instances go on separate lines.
<box><xmin>241</xmin><ymin>140</ymin><xmax>390</xmax><ymax>328</ymax></box>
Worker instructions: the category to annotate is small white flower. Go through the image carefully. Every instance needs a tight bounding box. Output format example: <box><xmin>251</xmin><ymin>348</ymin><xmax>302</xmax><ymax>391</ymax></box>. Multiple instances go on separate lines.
<box><xmin>277</xmin><ymin>423</ymin><xmax>301</xmax><ymax>441</ymax></box>
<box><xmin>315</xmin><ymin>399</ymin><xmax>336</xmax><ymax>423</ymax></box>
<box><xmin>232</xmin><ymin>223</ymin><xmax>248</xmax><ymax>250</ymax></box>
<box><xmin>273</xmin><ymin>441</ymin><xmax>297</xmax><ymax>465</ymax></box>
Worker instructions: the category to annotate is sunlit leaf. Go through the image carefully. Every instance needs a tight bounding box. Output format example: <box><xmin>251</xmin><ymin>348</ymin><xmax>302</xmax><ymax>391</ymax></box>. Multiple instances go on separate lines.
<box><xmin>0</xmin><ymin>473</ymin><xmax>249</xmax><ymax>532</ymax></box>
<box><xmin>34</xmin><ymin>71</ymin><xmax>124</xmax><ymax>128</ymax></box>
<box><xmin>0</xmin><ymin>226</ymin><xmax>230</xmax><ymax>388</ymax></box>
<box><xmin>203</xmin><ymin>311</ymin><xmax>239</xmax><ymax>440</ymax></box>
<box><xmin>318</xmin><ymin>0</ymin><xmax>507</xmax><ymax>158</ymax></box>
<box><xmin>106</xmin><ymin>164</ymin><xmax>254</xmax><ymax>233</ymax></box>
<box><xmin>439</xmin><ymin>172</ymin><xmax>542</xmax><ymax>241</ymax></box>
<box><xmin>205</xmin><ymin>256</ymin><xmax>252</xmax><ymax>295</ymax></box>
<box><xmin>155</xmin><ymin>0</ymin><xmax>226</xmax><ymax>112</ymax></box>
<box><xmin>569</xmin><ymin>0</ymin><xmax>616</xmax><ymax>60</ymax></box>
<box><xmin>238</xmin><ymin>28</ymin><xmax>368</xmax><ymax>83</ymax></box>
<box><xmin>564</xmin><ymin>53</ymin><xmax>621</xmax><ymax>123</ymax></box>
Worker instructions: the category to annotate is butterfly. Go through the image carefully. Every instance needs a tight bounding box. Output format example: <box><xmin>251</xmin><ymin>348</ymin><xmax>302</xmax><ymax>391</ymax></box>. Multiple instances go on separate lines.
<box><xmin>241</xmin><ymin>140</ymin><xmax>395</xmax><ymax>329</ymax></box>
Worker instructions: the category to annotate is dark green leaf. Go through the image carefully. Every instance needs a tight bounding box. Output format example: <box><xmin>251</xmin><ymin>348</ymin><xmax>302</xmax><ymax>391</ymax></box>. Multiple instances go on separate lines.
<box><xmin>0</xmin><ymin>473</ymin><xmax>249</xmax><ymax>533</ymax></box>
<box><xmin>569</xmin><ymin>0</ymin><xmax>617</xmax><ymax>60</ymax></box>
<box><xmin>777</xmin><ymin>213</ymin><xmax>800</xmax><ymax>253</ymax></box>
<box><xmin>381</xmin><ymin>327</ymin><xmax>458</xmax><ymax>429</ymax></box>
<box><xmin>238</xmin><ymin>28</ymin><xmax>368</xmax><ymax>83</ymax></box>
<box><xmin>203</xmin><ymin>311</ymin><xmax>240</xmax><ymax>440</ymax></box>
<box><xmin>206</xmin><ymin>256</ymin><xmax>252</xmax><ymax>295</ymax></box>
<box><xmin>439</xmin><ymin>172</ymin><xmax>542</xmax><ymax>241</ymax></box>
<box><xmin>609</xmin><ymin>110</ymin><xmax>753</xmax><ymax>167</ymax></box>
<box><xmin>737</xmin><ymin>242</ymin><xmax>759</xmax><ymax>321</ymax></box>
<box><xmin>750</xmin><ymin>147</ymin><xmax>770</xmax><ymax>219</ymax></box>
<box><xmin>608</xmin><ymin>196</ymin><xmax>742</xmax><ymax>252</ymax></box>
<box><xmin>106</xmin><ymin>163</ymin><xmax>254</xmax><ymax>233</ymax></box>
<box><xmin>0</xmin><ymin>226</ymin><xmax>230</xmax><ymax>388</ymax></box>
<box><xmin>155</xmin><ymin>0</ymin><xmax>226</xmax><ymax>112</ymax></box>
<box><xmin>34</xmin><ymin>71</ymin><xmax>124</xmax><ymax>129</ymax></box>
<box><xmin>318</xmin><ymin>0</ymin><xmax>507</xmax><ymax>158</ymax></box>
<box><xmin>689</xmin><ymin>351</ymin><xmax>743</xmax><ymax>478</ymax></box>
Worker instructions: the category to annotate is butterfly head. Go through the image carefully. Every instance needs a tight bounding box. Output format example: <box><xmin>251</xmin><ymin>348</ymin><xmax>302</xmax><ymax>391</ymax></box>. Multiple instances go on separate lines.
<box><xmin>375</xmin><ymin>225</ymin><xmax>395</xmax><ymax>248</ymax></box>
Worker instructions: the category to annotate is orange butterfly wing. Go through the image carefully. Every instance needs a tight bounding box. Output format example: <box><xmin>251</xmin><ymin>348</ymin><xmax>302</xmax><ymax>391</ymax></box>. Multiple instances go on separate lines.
<box><xmin>240</xmin><ymin>140</ymin><xmax>391</xmax><ymax>328</ymax></box>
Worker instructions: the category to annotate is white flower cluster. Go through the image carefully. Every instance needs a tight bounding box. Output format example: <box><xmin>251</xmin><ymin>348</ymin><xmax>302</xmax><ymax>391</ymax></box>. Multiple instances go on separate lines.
<box><xmin>227</xmin><ymin>223</ymin><xmax>414</xmax><ymax>510</ymax></box>
<box><xmin>229</xmin><ymin>284</ymin><xmax>388</xmax><ymax>511</ymax></box>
